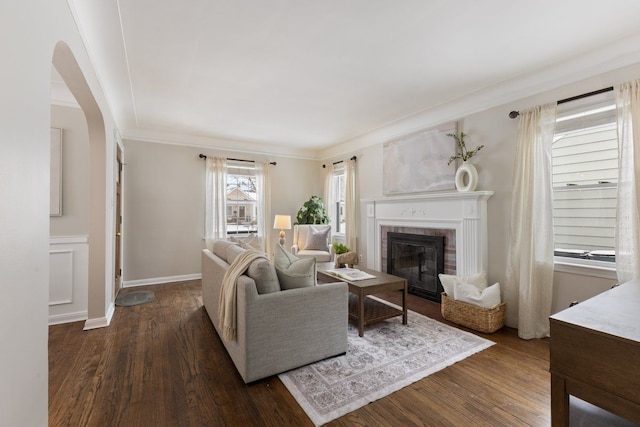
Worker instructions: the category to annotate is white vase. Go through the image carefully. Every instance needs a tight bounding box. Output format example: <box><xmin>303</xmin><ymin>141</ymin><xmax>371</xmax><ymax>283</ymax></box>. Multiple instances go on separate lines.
<box><xmin>455</xmin><ymin>161</ymin><xmax>478</xmax><ymax>192</ymax></box>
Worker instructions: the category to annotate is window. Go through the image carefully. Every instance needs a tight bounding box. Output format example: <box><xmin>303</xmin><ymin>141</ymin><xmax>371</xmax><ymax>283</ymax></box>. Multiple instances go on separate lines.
<box><xmin>332</xmin><ymin>166</ymin><xmax>346</xmax><ymax>233</ymax></box>
<box><xmin>552</xmin><ymin>90</ymin><xmax>617</xmax><ymax>263</ymax></box>
<box><xmin>226</xmin><ymin>163</ymin><xmax>258</xmax><ymax>235</ymax></box>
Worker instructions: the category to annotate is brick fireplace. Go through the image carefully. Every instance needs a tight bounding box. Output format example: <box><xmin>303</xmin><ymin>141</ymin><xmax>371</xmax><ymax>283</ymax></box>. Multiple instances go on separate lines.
<box><xmin>364</xmin><ymin>191</ymin><xmax>493</xmax><ymax>301</ymax></box>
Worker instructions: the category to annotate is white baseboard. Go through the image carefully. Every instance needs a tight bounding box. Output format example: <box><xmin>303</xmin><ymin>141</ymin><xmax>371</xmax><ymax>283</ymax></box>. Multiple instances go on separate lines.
<box><xmin>48</xmin><ymin>311</ymin><xmax>87</xmax><ymax>326</ymax></box>
<box><xmin>83</xmin><ymin>302</ymin><xmax>115</xmax><ymax>330</ymax></box>
<box><xmin>122</xmin><ymin>273</ymin><xmax>202</xmax><ymax>288</ymax></box>
<box><xmin>83</xmin><ymin>317</ymin><xmax>109</xmax><ymax>330</ymax></box>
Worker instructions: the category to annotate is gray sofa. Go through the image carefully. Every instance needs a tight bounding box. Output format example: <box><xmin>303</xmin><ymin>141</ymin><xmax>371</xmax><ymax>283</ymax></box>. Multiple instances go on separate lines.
<box><xmin>201</xmin><ymin>240</ymin><xmax>348</xmax><ymax>383</ymax></box>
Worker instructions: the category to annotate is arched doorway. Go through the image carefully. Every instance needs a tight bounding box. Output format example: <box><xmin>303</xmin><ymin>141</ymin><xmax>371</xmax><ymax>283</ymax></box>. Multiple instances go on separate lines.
<box><xmin>51</xmin><ymin>41</ymin><xmax>113</xmax><ymax>327</ymax></box>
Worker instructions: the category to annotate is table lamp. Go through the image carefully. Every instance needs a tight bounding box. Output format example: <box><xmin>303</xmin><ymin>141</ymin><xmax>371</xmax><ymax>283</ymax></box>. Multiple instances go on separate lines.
<box><xmin>273</xmin><ymin>215</ymin><xmax>292</xmax><ymax>246</ymax></box>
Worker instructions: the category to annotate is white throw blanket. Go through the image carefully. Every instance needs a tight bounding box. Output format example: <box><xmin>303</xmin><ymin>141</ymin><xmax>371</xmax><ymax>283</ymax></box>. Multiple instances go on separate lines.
<box><xmin>219</xmin><ymin>249</ymin><xmax>268</xmax><ymax>341</ymax></box>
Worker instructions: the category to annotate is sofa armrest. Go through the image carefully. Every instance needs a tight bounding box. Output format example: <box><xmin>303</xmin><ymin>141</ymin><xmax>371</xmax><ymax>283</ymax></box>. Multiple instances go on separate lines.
<box><xmin>291</xmin><ymin>244</ymin><xmax>300</xmax><ymax>256</ymax></box>
<box><xmin>237</xmin><ymin>281</ymin><xmax>348</xmax><ymax>382</ymax></box>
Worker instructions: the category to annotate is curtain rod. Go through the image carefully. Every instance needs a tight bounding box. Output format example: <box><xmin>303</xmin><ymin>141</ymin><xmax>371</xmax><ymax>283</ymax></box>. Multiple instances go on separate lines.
<box><xmin>198</xmin><ymin>154</ymin><xmax>276</xmax><ymax>166</ymax></box>
<box><xmin>508</xmin><ymin>86</ymin><xmax>614</xmax><ymax>119</ymax></box>
<box><xmin>322</xmin><ymin>155</ymin><xmax>357</xmax><ymax>168</ymax></box>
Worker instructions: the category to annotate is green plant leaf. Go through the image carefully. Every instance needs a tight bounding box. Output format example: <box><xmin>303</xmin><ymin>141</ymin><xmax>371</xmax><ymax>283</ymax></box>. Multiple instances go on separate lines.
<box><xmin>295</xmin><ymin>196</ymin><xmax>329</xmax><ymax>224</ymax></box>
<box><xmin>446</xmin><ymin>132</ymin><xmax>484</xmax><ymax>164</ymax></box>
<box><xmin>332</xmin><ymin>242</ymin><xmax>350</xmax><ymax>254</ymax></box>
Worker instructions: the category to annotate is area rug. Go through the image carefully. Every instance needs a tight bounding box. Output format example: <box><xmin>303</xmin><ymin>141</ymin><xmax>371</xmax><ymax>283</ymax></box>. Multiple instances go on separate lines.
<box><xmin>115</xmin><ymin>290</ymin><xmax>155</xmax><ymax>306</ymax></box>
<box><xmin>279</xmin><ymin>304</ymin><xmax>494</xmax><ymax>426</ymax></box>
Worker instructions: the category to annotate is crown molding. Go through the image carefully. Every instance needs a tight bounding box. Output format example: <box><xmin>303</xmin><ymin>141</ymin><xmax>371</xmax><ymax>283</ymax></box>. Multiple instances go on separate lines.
<box><xmin>123</xmin><ymin>128</ymin><xmax>321</xmax><ymax>160</ymax></box>
<box><xmin>319</xmin><ymin>33</ymin><xmax>640</xmax><ymax>160</ymax></box>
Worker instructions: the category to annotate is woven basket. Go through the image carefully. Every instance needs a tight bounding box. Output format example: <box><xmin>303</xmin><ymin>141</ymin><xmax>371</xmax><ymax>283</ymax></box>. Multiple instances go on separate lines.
<box><xmin>441</xmin><ymin>292</ymin><xmax>506</xmax><ymax>333</ymax></box>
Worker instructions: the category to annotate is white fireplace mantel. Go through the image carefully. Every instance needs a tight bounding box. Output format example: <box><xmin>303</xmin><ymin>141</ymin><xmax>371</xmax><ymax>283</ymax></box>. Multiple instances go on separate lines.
<box><xmin>363</xmin><ymin>191</ymin><xmax>493</xmax><ymax>276</ymax></box>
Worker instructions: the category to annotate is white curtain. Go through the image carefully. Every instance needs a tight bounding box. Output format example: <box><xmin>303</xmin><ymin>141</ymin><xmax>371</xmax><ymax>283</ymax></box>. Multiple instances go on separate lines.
<box><xmin>345</xmin><ymin>158</ymin><xmax>358</xmax><ymax>253</ymax></box>
<box><xmin>323</xmin><ymin>163</ymin><xmax>336</xmax><ymax>227</ymax></box>
<box><xmin>615</xmin><ymin>80</ymin><xmax>640</xmax><ymax>283</ymax></box>
<box><xmin>256</xmin><ymin>161</ymin><xmax>272</xmax><ymax>255</ymax></box>
<box><xmin>505</xmin><ymin>103</ymin><xmax>556</xmax><ymax>339</ymax></box>
<box><xmin>205</xmin><ymin>157</ymin><xmax>227</xmax><ymax>247</ymax></box>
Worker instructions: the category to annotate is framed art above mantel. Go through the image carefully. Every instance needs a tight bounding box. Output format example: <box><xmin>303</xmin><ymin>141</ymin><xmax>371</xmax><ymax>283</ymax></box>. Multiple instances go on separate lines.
<box><xmin>382</xmin><ymin>122</ymin><xmax>457</xmax><ymax>195</ymax></box>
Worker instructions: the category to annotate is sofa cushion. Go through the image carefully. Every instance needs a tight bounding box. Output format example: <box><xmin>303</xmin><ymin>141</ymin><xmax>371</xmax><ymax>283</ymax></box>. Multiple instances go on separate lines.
<box><xmin>212</xmin><ymin>239</ymin><xmax>239</xmax><ymax>260</ymax></box>
<box><xmin>438</xmin><ymin>271</ymin><xmax>487</xmax><ymax>296</ymax></box>
<box><xmin>231</xmin><ymin>234</ymin><xmax>264</xmax><ymax>253</ymax></box>
<box><xmin>273</xmin><ymin>244</ymin><xmax>316</xmax><ymax>289</ymax></box>
<box><xmin>247</xmin><ymin>258</ymin><xmax>280</xmax><ymax>294</ymax></box>
<box><xmin>303</xmin><ymin>226</ymin><xmax>330</xmax><ymax>250</ymax></box>
<box><xmin>239</xmin><ymin>240</ymin><xmax>258</xmax><ymax>252</ymax></box>
<box><xmin>226</xmin><ymin>244</ymin><xmax>246</xmax><ymax>265</ymax></box>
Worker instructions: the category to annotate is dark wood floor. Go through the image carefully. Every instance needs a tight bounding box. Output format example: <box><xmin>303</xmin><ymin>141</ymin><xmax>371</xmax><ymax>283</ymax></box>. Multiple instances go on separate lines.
<box><xmin>49</xmin><ymin>280</ymin><xmax>550</xmax><ymax>426</ymax></box>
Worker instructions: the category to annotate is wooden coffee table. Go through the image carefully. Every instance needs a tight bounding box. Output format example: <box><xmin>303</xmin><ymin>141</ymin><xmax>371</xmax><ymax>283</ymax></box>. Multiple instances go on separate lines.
<box><xmin>317</xmin><ymin>267</ymin><xmax>408</xmax><ymax>337</ymax></box>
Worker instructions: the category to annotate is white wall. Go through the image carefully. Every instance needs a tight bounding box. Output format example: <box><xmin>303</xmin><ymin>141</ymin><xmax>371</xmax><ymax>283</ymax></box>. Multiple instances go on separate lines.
<box><xmin>352</xmin><ymin>62</ymin><xmax>640</xmax><ymax>326</ymax></box>
<box><xmin>49</xmin><ymin>105</ymin><xmax>90</xmax><ymax>324</ymax></box>
<box><xmin>51</xmin><ymin>41</ymin><xmax>120</xmax><ymax>330</ymax></box>
<box><xmin>50</xmin><ymin>104</ymin><xmax>89</xmax><ymax>236</ymax></box>
<box><xmin>122</xmin><ymin>141</ymin><xmax>203</xmax><ymax>282</ymax></box>
<box><xmin>122</xmin><ymin>139</ymin><xmax>322</xmax><ymax>283</ymax></box>
<box><xmin>0</xmin><ymin>4</ymin><xmax>52</xmax><ymax>423</ymax></box>
<box><xmin>0</xmin><ymin>0</ymin><xmax>119</xmax><ymax>423</ymax></box>
<box><xmin>459</xmin><ymin>64</ymin><xmax>637</xmax><ymax>315</ymax></box>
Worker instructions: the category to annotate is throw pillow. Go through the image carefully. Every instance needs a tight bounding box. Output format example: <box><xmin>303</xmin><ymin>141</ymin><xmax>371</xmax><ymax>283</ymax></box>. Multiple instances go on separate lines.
<box><xmin>247</xmin><ymin>258</ymin><xmax>280</xmax><ymax>294</ymax></box>
<box><xmin>438</xmin><ymin>271</ymin><xmax>488</xmax><ymax>296</ymax></box>
<box><xmin>273</xmin><ymin>244</ymin><xmax>316</xmax><ymax>289</ymax></box>
<box><xmin>276</xmin><ymin>257</ymin><xmax>317</xmax><ymax>290</ymax></box>
<box><xmin>273</xmin><ymin>242</ymin><xmax>299</xmax><ymax>269</ymax></box>
<box><xmin>303</xmin><ymin>226</ymin><xmax>330</xmax><ymax>251</ymax></box>
<box><xmin>453</xmin><ymin>281</ymin><xmax>501</xmax><ymax>308</ymax></box>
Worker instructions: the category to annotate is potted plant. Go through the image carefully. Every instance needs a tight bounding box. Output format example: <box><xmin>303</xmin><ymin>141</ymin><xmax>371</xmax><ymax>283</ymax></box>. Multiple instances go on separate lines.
<box><xmin>332</xmin><ymin>242</ymin><xmax>358</xmax><ymax>268</ymax></box>
<box><xmin>332</xmin><ymin>242</ymin><xmax>349</xmax><ymax>255</ymax></box>
<box><xmin>295</xmin><ymin>196</ymin><xmax>329</xmax><ymax>224</ymax></box>
<box><xmin>446</xmin><ymin>131</ymin><xmax>483</xmax><ymax>192</ymax></box>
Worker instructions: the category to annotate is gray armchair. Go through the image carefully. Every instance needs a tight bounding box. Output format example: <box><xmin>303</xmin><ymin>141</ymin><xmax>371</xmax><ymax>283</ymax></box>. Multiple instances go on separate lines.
<box><xmin>291</xmin><ymin>224</ymin><xmax>332</xmax><ymax>262</ymax></box>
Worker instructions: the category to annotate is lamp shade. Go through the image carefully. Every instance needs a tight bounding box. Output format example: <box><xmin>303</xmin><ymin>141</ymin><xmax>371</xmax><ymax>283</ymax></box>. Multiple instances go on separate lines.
<box><xmin>273</xmin><ymin>215</ymin><xmax>292</xmax><ymax>230</ymax></box>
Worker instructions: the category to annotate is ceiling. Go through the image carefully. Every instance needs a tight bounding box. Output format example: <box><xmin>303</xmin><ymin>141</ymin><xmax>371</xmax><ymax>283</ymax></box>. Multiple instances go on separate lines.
<box><xmin>65</xmin><ymin>0</ymin><xmax>640</xmax><ymax>157</ymax></box>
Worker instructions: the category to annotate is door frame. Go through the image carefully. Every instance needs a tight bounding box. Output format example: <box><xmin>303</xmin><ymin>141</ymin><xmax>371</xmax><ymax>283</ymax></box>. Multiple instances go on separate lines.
<box><xmin>114</xmin><ymin>143</ymin><xmax>123</xmax><ymax>295</ymax></box>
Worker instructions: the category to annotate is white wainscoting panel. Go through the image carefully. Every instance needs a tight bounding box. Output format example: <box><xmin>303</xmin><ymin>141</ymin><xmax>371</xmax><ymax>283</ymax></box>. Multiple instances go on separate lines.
<box><xmin>49</xmin><ymin>250</ymin><xmax>73</xmax><ymax>304</ymax></box>
<box><xmin>49</xmin><ymin>236</ymin><xmax>89</xmax><ymax>325</ymax></box>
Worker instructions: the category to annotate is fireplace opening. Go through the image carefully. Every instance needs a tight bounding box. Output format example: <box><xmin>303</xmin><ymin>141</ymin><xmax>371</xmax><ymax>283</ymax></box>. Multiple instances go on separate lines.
<box><xmin>387</xmin><ymin>232</ymin><xmax>445</xmax><ymax>302</ymax></box>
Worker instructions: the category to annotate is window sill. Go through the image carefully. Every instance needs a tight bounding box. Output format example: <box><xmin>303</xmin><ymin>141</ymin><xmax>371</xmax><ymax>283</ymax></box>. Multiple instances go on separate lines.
<box><xmin>554</xmin><ymin>256</ymin><xmax>617</xmax><ymax>280</ymax></box>
<box><xmin>331</xmin><ymin>233</ymin><xmax>346</xmax><ymax>244</ymax></box>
